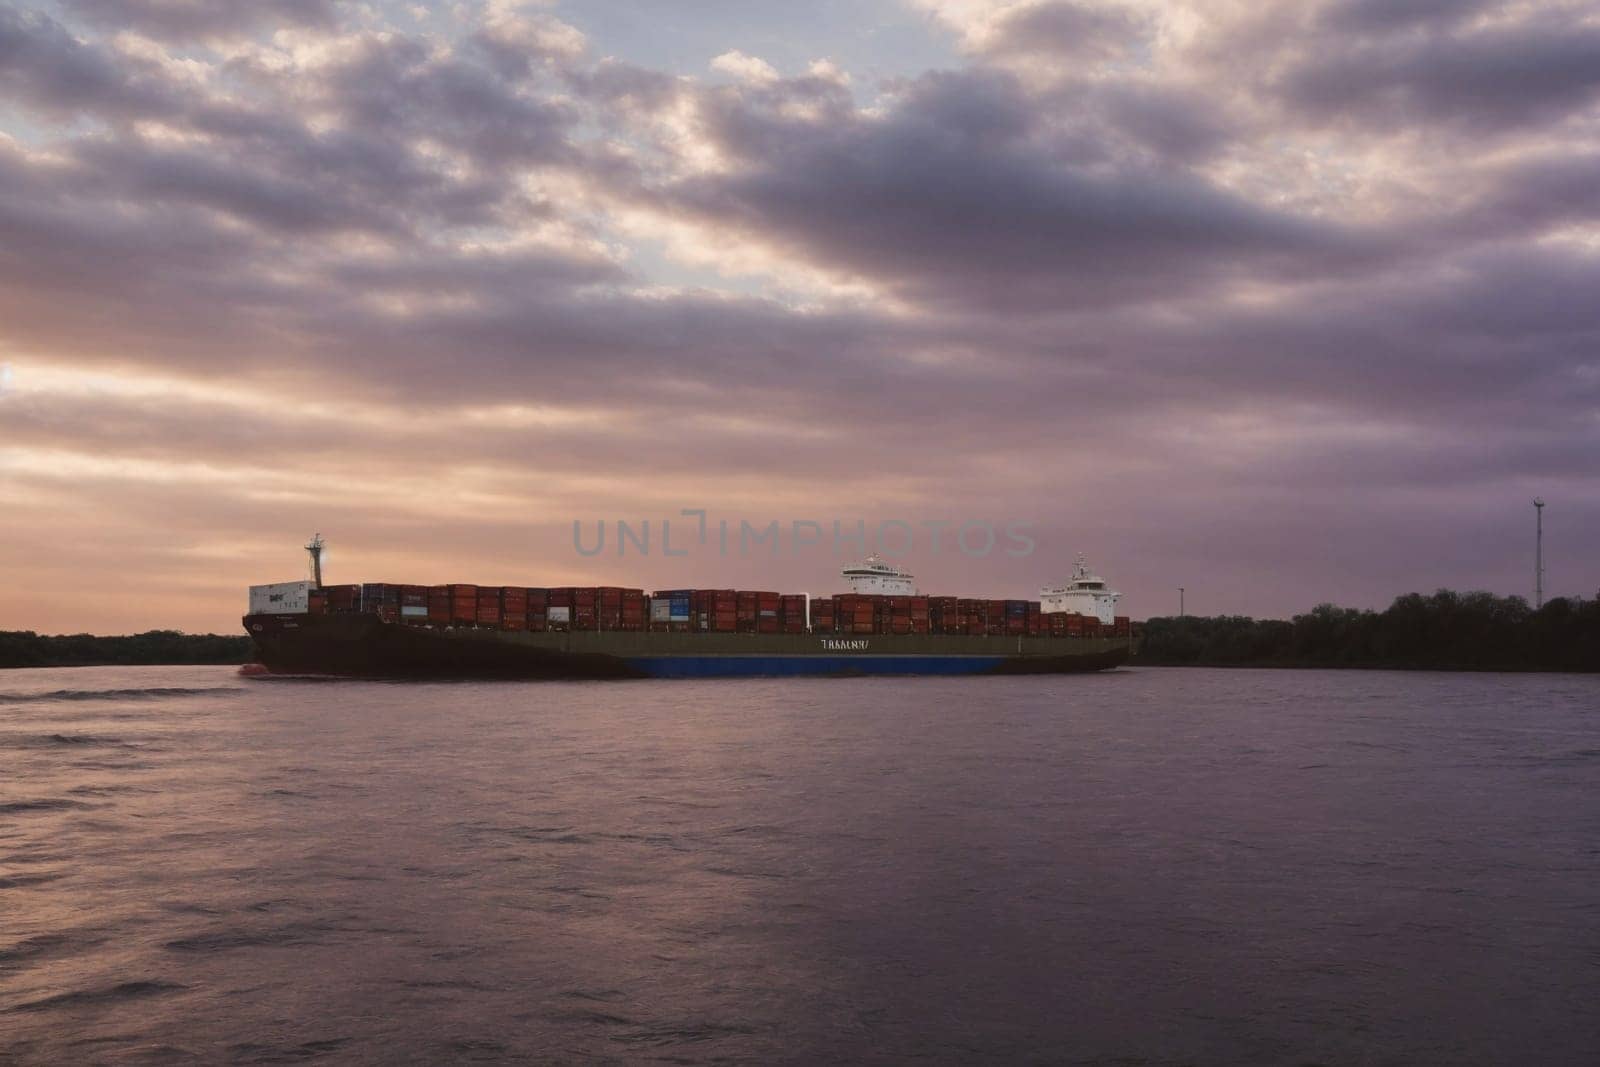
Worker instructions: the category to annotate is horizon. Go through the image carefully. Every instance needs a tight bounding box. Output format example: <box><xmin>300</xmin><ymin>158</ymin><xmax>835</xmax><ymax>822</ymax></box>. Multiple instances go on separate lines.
<box><xmin>3</xmin><ymin>1</ymin><xmax>1598</xmax><ymax>633</ymax></box>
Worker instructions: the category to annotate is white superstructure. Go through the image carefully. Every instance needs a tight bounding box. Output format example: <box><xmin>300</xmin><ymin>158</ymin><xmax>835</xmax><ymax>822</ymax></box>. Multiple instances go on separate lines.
<box><xmin>841</xmin><ymin>554</ymin><xmax>916</xmax><ymax>595</ymax></box>
<box><xmin>1039</xmin><ymin>556</ymin><xmax>1121</xmax><ymax>624</ymax></box>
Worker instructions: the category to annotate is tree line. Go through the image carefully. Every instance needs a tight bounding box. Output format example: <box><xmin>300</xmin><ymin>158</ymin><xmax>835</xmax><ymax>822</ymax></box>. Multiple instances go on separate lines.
<box><xmin>0</xmin><ymin>630</ymin><xmax>254</xmax><ymax>669</ymax></box>
<box><xmin>1134</xmin><ymin>590</ymin><xmax>1599</xmax><ymax>672</ymax></box>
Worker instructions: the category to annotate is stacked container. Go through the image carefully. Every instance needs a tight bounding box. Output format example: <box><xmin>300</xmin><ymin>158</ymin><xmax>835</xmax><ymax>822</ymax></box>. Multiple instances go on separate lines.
<box><xmin>450</xmin><ymin>584</ymin><xmax>478</xmax><ymax>625</ymax></box>
<box><xmin>325</xmin><ymin>585</ymin><xmax>360</xmax><ymax>613</ymax></box>
<box><xmin>361</xmin><ymin>584</ymin><xmax>401</xmax><ymax>623</ymax></box>
<box><xmin>501</xmin><ymin>586</ymin><xmax>528</xmax><ymax>631</ymax></box>
<box><xmin>699</xmin><ymin>590</ymin><xmax>736</xmax><ymax>632</ymax></box>
<box><xmin>476</xmin><ymin>587</ymin><xmax>502</xmax><ymax>627</ymax></box>
<box><xmin>780</xmin><ymin>594</ymin><xmax>807</xmax><ymax>633</ymax></box>
<box><xmin>400</xmin><ymin>585</ymin><xmax>428</xmax><ymax>624</ymax></box>
<box><xmin>547</xmin><ymin>587</ymin><xmax>573</xmax><ymax>631</ymax></box>
<box><xmin>527</xmin><ymin>588</ymin><xmax>549</xmax><ymax>631</ymax></box>
<box><xmin>620</xmin><ymin>589</ymin><xmax>646</xmax><ymax>631</ymax></box>
<box><xmin>755</xmin><ymin>591</ymin><xmax>781</xmax><ymax>634</ymax></box>
<box><xmin>834</xmin><ymin>594</ymin><xmax>877</xmax><ymax>635</ymax></box>
<box><xmin>285</xmin><ymin>577</ymin><xmax>1129</xmax><ymax>641</ymax></box>
<box><xmin>573</xmin><ymin>588</ymin><xmax>597</xmax><ymax>631</ymax></box>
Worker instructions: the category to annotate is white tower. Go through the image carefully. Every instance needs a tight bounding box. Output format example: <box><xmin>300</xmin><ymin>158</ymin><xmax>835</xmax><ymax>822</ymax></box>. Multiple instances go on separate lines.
<box><xmin>1533</xmin><ymin>499</ymin><xmax>1544</xmax><ymax>609</ymax></box>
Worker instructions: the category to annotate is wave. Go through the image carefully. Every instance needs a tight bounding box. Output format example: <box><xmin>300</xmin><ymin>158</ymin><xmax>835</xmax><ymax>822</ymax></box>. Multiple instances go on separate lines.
<box><xmin>8</xmin><ymin>980</ymin><xmax>186</xmax><ymax>1013</ymax></box>
<box><xmin>0</xmin><ymin>687</ymin><xmax>242</xmax><ymax>705</ymax></box>
<box><xmin>0</xmin><ymin>734</ymin><xmax>136</xmax><ymax>750</ymax></box>
<box><xmin>0</xmin><ymin>798</ymin><xmax>93</xmax><ymax>815</ymax></box>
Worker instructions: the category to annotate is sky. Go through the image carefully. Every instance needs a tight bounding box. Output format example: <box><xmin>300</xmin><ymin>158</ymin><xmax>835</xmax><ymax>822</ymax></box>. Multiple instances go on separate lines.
<box><xmin>1</xmin><ymin>0</ymin><xmax>1597</xmax><ymax>634</ymax></box>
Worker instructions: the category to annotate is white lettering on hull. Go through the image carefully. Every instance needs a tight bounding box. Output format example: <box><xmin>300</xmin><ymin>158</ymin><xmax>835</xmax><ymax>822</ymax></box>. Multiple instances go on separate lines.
<box><xmin>821</xmin><ymin>639</ymin><xmax>869</xmax><ymax>651</ymax></box>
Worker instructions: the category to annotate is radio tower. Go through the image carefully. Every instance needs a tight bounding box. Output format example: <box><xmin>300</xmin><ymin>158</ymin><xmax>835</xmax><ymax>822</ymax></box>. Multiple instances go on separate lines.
<box><xmin>1532</xmin><ymin>500</ymin><xmax>1544</xmax><ymax>609</ymax></box>
<box><xmin>306</xmin><ymin>533</ymin><xmax>325</xmax><ymax>589</ymax></box>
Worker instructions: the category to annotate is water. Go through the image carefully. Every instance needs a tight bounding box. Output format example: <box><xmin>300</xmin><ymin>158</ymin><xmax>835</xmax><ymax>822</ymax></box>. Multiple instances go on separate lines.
<box><xmin>1</xmin><ymin>666</ymin><xmax>1597</xmax><ymax>1065</ymax></box>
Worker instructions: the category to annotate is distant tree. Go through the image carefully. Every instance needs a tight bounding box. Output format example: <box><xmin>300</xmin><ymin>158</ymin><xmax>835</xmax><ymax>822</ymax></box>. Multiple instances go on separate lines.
<box><xmin>0</xmin><ymin>631</ymin><xmax>254</xmax><ymax>669</ymax></box>
<box><xmin>1134</xmin><ymin>590</ymin><xmax>1599</xmax><ymax>672</ymax></box>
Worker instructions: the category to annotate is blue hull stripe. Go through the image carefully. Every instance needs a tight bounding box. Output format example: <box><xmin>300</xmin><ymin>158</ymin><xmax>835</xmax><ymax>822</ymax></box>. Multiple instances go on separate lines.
<box><xmin>623</xmin><ymin>655</ymin><xmax>1009</xmax><ymax>678</ymax></box>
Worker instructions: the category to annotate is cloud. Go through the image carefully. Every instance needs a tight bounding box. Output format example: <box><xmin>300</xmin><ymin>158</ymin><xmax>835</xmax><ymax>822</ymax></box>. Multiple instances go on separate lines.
<box><xmin>1279</xmin><ymin>10</ymin><xmax>1600</xmax><ymax>133</ymax></box>
<box><xmin>671</xmin><ymin>68</ymin><xmax>1375</xmax><ymax>312</ymax></box>
<box><xmin>982</xmin><ymin>1</ymin><xmax>1148</xmax><ymax>61</ymax></box>
<box><xmin>473</xmin><ymin>0</ymin><xmax>586</xmax><ymax>78</ymax></box>
<box><xmin>1317</xmin><ymin>0</ymin><xmax>1495</xmax><ymax>35</ymax></box>
<box><xmin>710</xmin><ymin>49</ymin><xmax>780</xmax><ymax>84</ymax></box>
<box><xmin>0</xmin><ymin>7</ymin><xmax>178</xmax><ymax>120</ymax></box>
<box><xmin>61</xmin><ymin>0</ymin><xmax>339</xmax><ymax>41</ymax></box>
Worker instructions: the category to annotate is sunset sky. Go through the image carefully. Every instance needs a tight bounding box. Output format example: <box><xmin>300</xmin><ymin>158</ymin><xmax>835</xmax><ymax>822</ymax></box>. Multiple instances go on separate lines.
<box><xmin>2</xmin><ymin>0</ymin><xmax>1598</xmax><ymax>634</ymax></box>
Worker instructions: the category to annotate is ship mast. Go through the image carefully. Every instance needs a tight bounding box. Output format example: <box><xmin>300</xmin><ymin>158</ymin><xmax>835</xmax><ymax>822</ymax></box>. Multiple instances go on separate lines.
<box><xmin>306</xmin><ymin>533</ymin><xmax>325</xmax><ymax>589</ymax></box>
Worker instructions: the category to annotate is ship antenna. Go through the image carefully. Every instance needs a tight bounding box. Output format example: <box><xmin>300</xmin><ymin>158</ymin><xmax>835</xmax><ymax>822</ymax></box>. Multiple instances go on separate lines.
<box><xmin>306</xmin><ymin>533</ymin><xmax>325</xmax><ymax>589</ymax></box>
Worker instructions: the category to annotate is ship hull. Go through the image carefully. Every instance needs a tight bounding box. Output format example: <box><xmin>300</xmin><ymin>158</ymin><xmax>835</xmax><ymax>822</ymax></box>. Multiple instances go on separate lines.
<box><xmin>244</xmin><ymin>613</ymin><xmax>1133</xmax><ymax>680</ymax></box>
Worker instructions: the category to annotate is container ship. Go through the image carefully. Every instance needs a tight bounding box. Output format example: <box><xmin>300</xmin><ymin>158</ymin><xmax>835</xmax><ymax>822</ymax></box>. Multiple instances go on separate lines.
<box><xmin>243</xmin><ymin>537</ymin><xmax>1138</xmax><ymax>679</ymax></box>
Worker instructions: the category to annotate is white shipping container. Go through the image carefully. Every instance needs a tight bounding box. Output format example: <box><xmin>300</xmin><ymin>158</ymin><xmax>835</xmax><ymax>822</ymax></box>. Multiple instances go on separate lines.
<box><xmin>249</xmin><ymin>581</ymin><xmax>311</xmax><ymax>615</ymax></box>
<box><xmin>400</xmin><ymin>605</ymin><xmax>428</xmax><ymax>617</ymax></box>
<box><xmin>649</xmin><ymin>600</ymin><xmax>672</xmax><ymax>622</ymax></box>
<box><xmin>548</xmin><ymin>606</ymin><xmax>572</xmax><ymax>623</ymax></box>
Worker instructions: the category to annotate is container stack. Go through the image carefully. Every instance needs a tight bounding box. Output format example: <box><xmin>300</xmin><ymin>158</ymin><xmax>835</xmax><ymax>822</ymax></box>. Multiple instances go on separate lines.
<box><xmin>620</xmin><ymin>589</ymin><xmax>646</xmax><ymax>631</ymax></box>
<box><xmin>548</xmin><ymin>588</ymin><xmax>573</xmax><ymax>631</ymax></box>
<box><xmin>450</xmin><ymin>584</ymin><xmax>477</xmax><ymax>625</ymax></box>
<box><xmin>399</xmin><ymin>586</ymin><xmax>428</xmax><ymax>624</ymax></box>
<box><xmin>648</xmin><ymin>590</ymin><xmax>693</xmax><ymax>632</ymax></box>
<box><xmin>361</xmin><ymin>584</ymin><xmax>401</xmax><ymax>623</ymax></box>
<box><xmin>326</xmin><ymin>584</ymin><xmax>360</xmax><ymax>613</ymax></box>
<box><xmin>573</xmin><ymin>588</ymin><xmax>597</xmax><ymax>631</ymax></box>
<box><xmin>755</xmin><ymin>591</ymin><xmax>781</xmax><ymax>634</ymax></box>
<box><xmin>780</xmin><ymin>594</ymin><xmax>807</xmax><ymax>633</ymax></box>
<box><xmin>428</xmin><ymin>585</ymin><xmax>450</xmax><ymax>624</ymax></box>
<box><xmin>501</xmin><ymin>586</ymin><xmax>528</xmax><ymax>631</ymax></box>
<box><xmin>834</xmin><ymin>594</ymin><xmax>876</xmax><ymax>635</ymax></box>
<box><xmin>700</xmin><ymin>590</ymin><xmax>736</xmax><ymax>632</ymax></box>
<box><xmin>475</xmin><ymin>587</ymin><xmax>502</xmax><ymax>628</ymax></box>
<box><xmin>527</xmin><ymin>588</ymin><xmax>549</xmax><ymax>631</ymax></box>
<box><xmin>281</xmin><ymin>576</ymin><xmax>1126</xmax><ymax>642</ymax></box>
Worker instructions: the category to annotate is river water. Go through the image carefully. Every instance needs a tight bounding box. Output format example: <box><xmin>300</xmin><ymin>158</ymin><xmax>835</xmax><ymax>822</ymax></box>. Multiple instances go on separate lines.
<box><xmin>1</xmin><ymin>666</ymin><xmax>1596</xmax><ymax>1065</ymax></box>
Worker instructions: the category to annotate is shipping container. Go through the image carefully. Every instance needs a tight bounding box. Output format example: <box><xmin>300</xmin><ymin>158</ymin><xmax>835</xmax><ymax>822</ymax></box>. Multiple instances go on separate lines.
<box><xmin>249</xmin><ymin>581</ymin><xmax>311</xmax><ymax>616</ymax></box>
<box><xmin>428</xmin><ymin>594</ymin><xmax>450</xmax><ymax>624</ymax></box>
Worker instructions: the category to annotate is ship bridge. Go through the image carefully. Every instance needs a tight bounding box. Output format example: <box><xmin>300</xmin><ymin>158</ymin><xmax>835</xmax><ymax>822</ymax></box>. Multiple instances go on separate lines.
<box><xmin>841</xmin><ymin>554</ymin><xmax>916</xmax><ymax>596</ymax></box>
<box><xmin>1039</xmin><ymin>555</ymin><xmax>1121</xmax><ymax>624</ymax></box>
